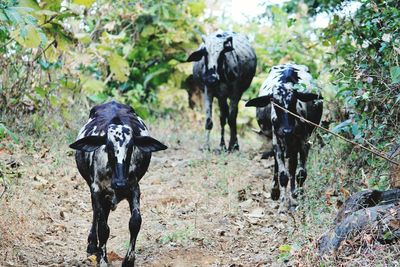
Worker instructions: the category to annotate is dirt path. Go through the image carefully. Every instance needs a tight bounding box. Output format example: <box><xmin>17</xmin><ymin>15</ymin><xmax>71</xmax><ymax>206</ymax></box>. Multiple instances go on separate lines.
<box><xmin>0</xmin><ymin>118</ymin><xmax>296</xmax><ymax>266</ymax></box>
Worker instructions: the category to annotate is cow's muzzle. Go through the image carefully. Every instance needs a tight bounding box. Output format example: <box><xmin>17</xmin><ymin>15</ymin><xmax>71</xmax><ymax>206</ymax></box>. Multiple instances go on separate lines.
<box><xmin>111</xmin><ymin>163</ymin><xmax>128</xmax><ymax>190</ymax></box>
<box><xmin>111</xmin><ymin>178</ymin><xmax>127</xmax><ymax>190</ymax></box>
<box><xmin>205</xmin><ymin>73</ymin><xmax>219</xmax><ymax>87</ymax></box>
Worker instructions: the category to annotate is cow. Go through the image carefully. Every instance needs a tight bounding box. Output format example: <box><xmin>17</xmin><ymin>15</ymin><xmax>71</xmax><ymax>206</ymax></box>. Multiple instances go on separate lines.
<box><xmin>246</xmin><ymin>64</ymin><xmax>323</xmax><ymax>211</ymax></box>
<box><xmin>187</xmin><ymin>31</ymin><xmax>257</xmax><ymax>151</ymax></box>
<box><xmin>69</xmin><ymin>101</ymin><xmax>167</xmax><ymax>267</ymax></box>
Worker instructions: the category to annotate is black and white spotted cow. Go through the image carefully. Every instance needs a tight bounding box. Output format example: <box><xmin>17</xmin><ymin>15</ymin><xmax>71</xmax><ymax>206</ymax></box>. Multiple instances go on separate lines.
<box><xmin>69</xmin><ymin>101</ymin><xmax>167</xmax><ymax>267</ymax></box>
<box><xmin>187</xmin><ymin>31</ymin><xmax>257</xmax><ymax>151</ymax></box>
<box><xmin>246</xmin><ymin>64</ymin><xmax>323</xmax><ymax>211</ymax></box>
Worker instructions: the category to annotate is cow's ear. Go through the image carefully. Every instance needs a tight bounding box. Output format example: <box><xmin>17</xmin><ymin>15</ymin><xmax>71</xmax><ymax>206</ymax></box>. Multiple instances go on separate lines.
<box><xmin>245</xmin><ymin>95</ymin><xmax>271</xmax><ymax>107</ymax></box>
<box><xmin>134</xmin><ymin>136</ymin><xmax>168</xmax><ymax>153</ymax></box>
<box><xmin>187</xmin><ymin>47</ymin><xmax>206</xmax><ymax>62</ymax></box>
<box><xmin>69</xmin><ymin>135</ymin><xmax>107</xmax><ymax>152</ymax></box>
<box><xmin>223</xmin><ymin>36</ymin><xmax>234</xmax><ymax>52</ymax></box>
<box><xmin>295</xmin><ymin>91</ymin><xmax>323</xmax><ymax>102</ymax></box>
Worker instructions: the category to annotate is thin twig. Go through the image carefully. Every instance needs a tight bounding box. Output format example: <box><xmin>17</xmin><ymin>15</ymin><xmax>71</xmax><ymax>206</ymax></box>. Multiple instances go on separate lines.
<box><xmin>33</xmin><ymin>40</ymin><xmax>56</xmax><ymax>62</ymax></box>
<box><xmin>271</xmin><ymin>101</ymin><xmax>399</xmax><ymax>166</ymax></box>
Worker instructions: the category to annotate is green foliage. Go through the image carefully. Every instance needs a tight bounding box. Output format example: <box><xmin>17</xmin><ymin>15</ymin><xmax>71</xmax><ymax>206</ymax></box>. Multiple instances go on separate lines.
<box><xmin>282</xmin><ymin>1</ymin><xmax>399</xmax><ymax>192</ymax></box>
<box><xmin>0</xmin><ymin>123</ymin><xmax>19</xmax><ymax>144</ymax></box>
<box><xmin>0</xmin><ymin>0</ymin><xmax>207</xmax><ymax>138</ymax></box>
<box><xmin>284</xmin><ymin>0</ymin><xmax>349</xmax><ymax>16</ymax></box>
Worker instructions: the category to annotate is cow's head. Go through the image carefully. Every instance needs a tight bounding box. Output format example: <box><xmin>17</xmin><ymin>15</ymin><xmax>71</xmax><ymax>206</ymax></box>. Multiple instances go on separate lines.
<box><xmin>70</xmin><ymin>123</ymin><xmax>167</xmax><ymax>190</ymax></box>
<box><xmin>246</xmin><ymin>90</ymin><xmax>322</xmax><ymax>138</ymax></box>
<box><xmin>187</xmin><ymin>32</ymin><xmax>234</xmax><ymax>87</ymax></box>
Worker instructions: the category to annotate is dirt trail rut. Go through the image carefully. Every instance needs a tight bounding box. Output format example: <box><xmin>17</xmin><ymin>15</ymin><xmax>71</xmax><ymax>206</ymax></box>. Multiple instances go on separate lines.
<box><xmin>0</xmin><ymin>118</ymin><xmax>296</xmax><ymax>266</ymax></box>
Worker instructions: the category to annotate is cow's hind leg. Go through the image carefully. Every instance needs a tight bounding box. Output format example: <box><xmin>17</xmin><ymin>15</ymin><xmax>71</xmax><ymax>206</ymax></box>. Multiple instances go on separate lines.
<box><xmin>123</xmin><ymin>185</ymin><xmax>142</xmax><ymax>267</ymax></box>
<box><xmin>218</xmin><ymin>97</ymin><xmax>229</xmax><ymax>150</ymax></box>
<box><xmin>228</xmin><ymin>98</ymin><xmax>239</xmax><ymax>151</ymax></box>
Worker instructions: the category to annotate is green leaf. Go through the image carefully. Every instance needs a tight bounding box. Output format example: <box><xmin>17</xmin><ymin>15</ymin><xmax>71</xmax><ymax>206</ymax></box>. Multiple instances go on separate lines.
<box><xmin>88</xmin><ymin>93</ymin><xmax>108</xmax><ymax>103</ymax></box>
<box><xmin>141</xmin><ymin>25</ymin><xmax>156</xmax><ymax>37</ymax></box>
<box><xmin>144</xmin><ymin>68</ymin><xmax>168</xmax><ymax>89</ymax></box>
<box><xmin>73</xmin><ymin>0</ymin><xmax>96</xmax><ymax>8</ymax></box>
<box><xmin>12</xmin><ymin>24</ymin><xmax>41</xmax><ymax>48</ymax></box>
<box><xmin>18</xmin><ymin>0</ymin><xmax>40</xmax><ymax>10</ymax></box>
<box><xmin>390</xmin><ymin>66</ymin><xmax>400</xmax><ymax>84</ymax></box>
<box><xmin>331</xmin><ymin>119</ymin><xmax>352</xmax><ymax>134</ymax></box>
<box><xmin>188</xmin><ymin>0</ymin><xmax>206</xmax><ymax>17</ymax></box>
<box><xmin>108</xmin><ymin>53</ymin><xmax>129</xmax><ymax>82</ymax></box>
<box><xmin>49</xmin><ymin>95</ymin><xmax>58</xmax><ymax>107</ymax></box>
<box><xmin>45</xmin><ymin>44</ymin><xmax>59</xmax><ymax>63</ymax></box>
<box><xmin>34</xmin><ymin>86</ymin><xmax>46</xmax><ymax>98</ymax></box>
<box><xmin>41</xmin><ymin>0</ymin><xmax>61</xmax><ymax>12</ymax></box>
<box><xmin>279</xmin><ymin>244</ymin><xmax>292</xmax><ymax>252</ymax></box>
<box><xmin>82</xmin><ymin>79</ymin><xmax>105</xmax><ymax>94</ymax></box>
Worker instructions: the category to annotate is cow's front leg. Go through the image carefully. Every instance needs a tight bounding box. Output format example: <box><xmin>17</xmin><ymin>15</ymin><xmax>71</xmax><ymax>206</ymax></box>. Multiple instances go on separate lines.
<box><xmin>271</xmin><ymin>153</ymin><xmax>280</xmax><ymax>200</ymax></box>
<box><xmin>273</xmin><ymin>136</ymin><xmax>289</xmax><ymax>212</ymax></box>
<box><xmin>123</xmin><ymin>185</ymin><xmax>142</xmax><ymax>267</ymax></box>
<box><xmin>296</xmin><ymin>141</ymin><xmax>310</xmax><ymax>191</ymax></box>
<box><xmin>203</xmin><ymin>86</ymin><xmax>213</xmax><ymax>151</ymax></box>
<box><xmin>218</xmin><ymin>97</ymin><xmax>229</xmax><ymax>150</ymax></box>
<box><xmin>228</xmin><ymin>97</ymin><xmax>239</xmax><ymax>151</ymax></box>
<box><xmin>288</xmin><ymin>151</ymin><xmax>298</xmax><ymax>211</ymax></box>
<box><xmin>94</xmin><ymin>193</ymin><xmax>111</xmax><ymax>267</ymax></box>
<box><xmin>87</xmin><ymin>192</ymin><xmax>98</xmax><ymax>255</ymax></box>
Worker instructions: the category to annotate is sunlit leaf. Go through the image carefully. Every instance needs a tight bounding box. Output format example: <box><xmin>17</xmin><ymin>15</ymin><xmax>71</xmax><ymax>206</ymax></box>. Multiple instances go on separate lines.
<box><xmin>74</xmin><ymin>33</ymin><xmax>91</xmax><ymax>44</ymax></box>
<box><xmin>88</xmin><ymin>93</ymin><xmax>108</xmax><ymax>103</ymax></box>
<box><xmin>140</xmin><ymin>25</ymin><xmax>155</xmax><ymax>37</ymax></box>
<box><xmin>188</xmin><ymin>0</ymin><xmax>206</xmax><ymax>17</ymax></box>
<box><xmin>40</xmin><ymin>0</ymin><xmax>61</xmax><ymax>12</ymax></box>
<box><xmin>45</xmin><ymin>44</ymin><xmax>59</xmax><ymax>63</ymax></box>
<box><xmin>108</xmin><ymin>53</ymin><xmax>129</xmax><ymax>82</ymax></box>
<box><xmin>73</xmin><ymin>0</ymin><xmax>96</xmax><ymax>8</ymax></box>
<box><xmin>18</xmin><ymin>0</ymin><xmax>40</xmax><ymax>10</ymax></box>
<box><xmin>12</xmin><ymin>24</ymin><xmax>42</xmax><ymax>48</ymax></box>
<box><xmin>390</xmin><ymin>66</ymin><xmax>400</xmax><ymax>84</ymax></box>
<box><xmin>279</xmin><ymin>244</ymin><xmax>292</xmax><ymax>252</ymax></box>
<box><xmin>82</xmin><ymin>79</ymin><xmax>105</xmax><ymax>94</ymax></box>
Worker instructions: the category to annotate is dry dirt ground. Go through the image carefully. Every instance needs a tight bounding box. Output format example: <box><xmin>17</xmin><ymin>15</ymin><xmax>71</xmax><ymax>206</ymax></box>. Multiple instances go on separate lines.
<box><xmin>0</xmin><ymin>116</ymin><xmax>302</xmax><ymax>266</ymax></box>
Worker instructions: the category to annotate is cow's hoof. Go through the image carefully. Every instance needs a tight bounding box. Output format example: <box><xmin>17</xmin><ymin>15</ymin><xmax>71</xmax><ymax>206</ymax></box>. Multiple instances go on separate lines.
<box><xmin>288</xmin><ymin>205</ymin><xmax>297</xmax><ymax>212</ymax></box>
<box><xmin>219</xmin><ymin>143</ymin><xmax>227</xmax><ymax>151</ymax></box>
<box><xmin>261</xmin><ymin>150</ymin><xmax>274</xmax><ymax>159</ymax></box>
<box><xmin>200</xmin><ymin>145</ymin><xmax>211</xmax><ymax>152</ymax></box>
<box><xmin>271</xmin><ymin>188</ymin><xmax>280</xmax><ymax>200</ymax></box>
<box><xmin>292</xmin><ymin>188</ymin><xmax>304</xmax><ymax>199</ymax></box>
<box><xmin>86</xmin><ymin>243</ymin><xmax>98</xmax><ymax>256</ymax></box>
<box><xmin>228</xmin><ymin>143</ymin><xmax>239</xmax><ymax>152</ymax></box>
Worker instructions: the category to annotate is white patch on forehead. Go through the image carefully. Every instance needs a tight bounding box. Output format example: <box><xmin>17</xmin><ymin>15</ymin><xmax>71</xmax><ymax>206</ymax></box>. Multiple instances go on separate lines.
<box><xmin>204</xmin><ymin>33</ymin><xmax>228</xmax><ymax>70</ymax></box>
<box><xmin>108</xmin><ymin>124</ymin><xmax>133</xmax><ymax>164</ymax></box>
